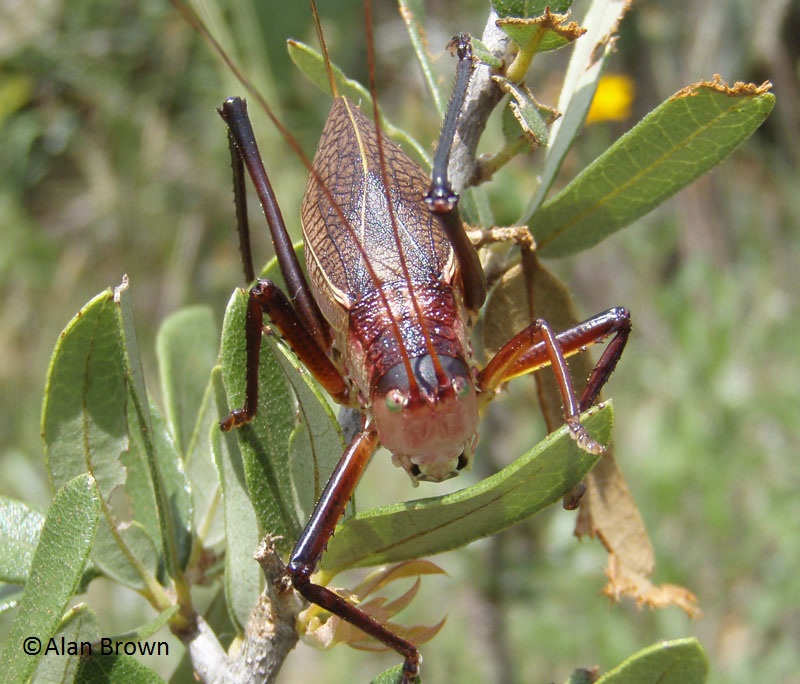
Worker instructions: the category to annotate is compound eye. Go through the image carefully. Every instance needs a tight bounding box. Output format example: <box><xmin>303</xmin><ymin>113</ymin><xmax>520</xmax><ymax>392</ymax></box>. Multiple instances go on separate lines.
<box><xmin>385</xmin><ymin>389</ymin><xmax>406</xmax><ymax>413</ymax></box>
<box><xmin>452</xmin><ymin>375</ymin><xmax>471</xmax><ymax>400</ymax></box>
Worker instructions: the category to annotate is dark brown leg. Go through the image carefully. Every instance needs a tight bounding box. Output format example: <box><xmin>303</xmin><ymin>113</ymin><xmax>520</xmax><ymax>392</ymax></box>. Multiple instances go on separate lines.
<box><xmin>477</xmin><ymin>307</ymin><xmax>631</xmax><ymax>453</ymax></box>
<box><xmin>226</xmin><ymin>128</ymin><xmax>256</xmax><ymax>284</ymax></box>
<box><xmin>219</xmin><ymin>97</ymin><xmax>332</xmax><ymax>351</ymax></box>
<box><xmin>423</xmin><ymin>33</ymin><xmax>487</xmax><ymax>314</ymax></box>
<box><xmin>220</xmin><ymin>279</ymin><xmax>350</xmax><ymax>431</ymax></box>
<box><xmin>218</xmin><ymin>97</ymin><xmax>349</xmax><ymax>431</ymax></box>
<box><xmin>288</xmin><ymin>426</ymin><xmax>421</xmax><ymax>682</ymax></box>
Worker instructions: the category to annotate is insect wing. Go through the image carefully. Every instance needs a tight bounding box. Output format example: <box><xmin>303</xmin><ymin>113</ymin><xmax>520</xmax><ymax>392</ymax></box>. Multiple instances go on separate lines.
<box><xmin>302</xmin><ymin>97</ymin><xmax>455</xmax><ymax>319</ymax></box>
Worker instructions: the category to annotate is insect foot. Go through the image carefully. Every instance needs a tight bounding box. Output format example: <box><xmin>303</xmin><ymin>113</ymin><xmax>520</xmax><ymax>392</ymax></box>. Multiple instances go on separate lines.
<box><xmin>568</xmin><ymin>418</ymin><xmax>606</xmax><ymax>455</ymax></box>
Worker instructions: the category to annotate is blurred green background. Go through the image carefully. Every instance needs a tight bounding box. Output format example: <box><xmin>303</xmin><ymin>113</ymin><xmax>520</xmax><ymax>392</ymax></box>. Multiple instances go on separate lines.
<box><xmin>1</xmin><ymin>0</ymin><xmax>798</xmax><ymax>683</ymax></box>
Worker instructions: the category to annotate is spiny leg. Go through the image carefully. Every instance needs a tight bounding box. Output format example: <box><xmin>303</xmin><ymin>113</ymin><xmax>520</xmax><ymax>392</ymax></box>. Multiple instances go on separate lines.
<box><xmin>218</xmin><ymin>97</ymin><xmax>351</xmax><ymax>430</ymax></box>
<box><xmin>219</xmin><ymin>97</ymin><xmax>331</xmax><ymax>351</ymax></box>
<box><xmin>477</xmin><ymin>307</ymin><xmax>632</xmax><ymax>453</ymax></box>
<box><xmin>288</xmin><ymin>426</ymin><xmax>421</xmax><ymax>683</ymax></box>
<box><xmin>226</xmin><ymin>127</ymin><xmax>256</xmax><ymax>283</ymax></box>
<box><xmin>219</xmin><ymin>280</ymin><xmax>349</xmax><ymax>431</ymax></box>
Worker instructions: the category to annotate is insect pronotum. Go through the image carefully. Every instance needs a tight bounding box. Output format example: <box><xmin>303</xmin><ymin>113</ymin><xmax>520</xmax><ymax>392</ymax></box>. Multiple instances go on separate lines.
<box><xmin>198</xmin><ymin>1</ymin><xmax>632</xmax><ymax>680</ymax></box>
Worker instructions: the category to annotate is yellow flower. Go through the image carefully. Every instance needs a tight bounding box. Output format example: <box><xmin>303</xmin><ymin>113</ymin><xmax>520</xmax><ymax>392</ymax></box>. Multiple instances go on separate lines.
<box><xmin>586</xmin><ymin>74</ymin><xmax>634</xmax><ymax>124</ymax></box>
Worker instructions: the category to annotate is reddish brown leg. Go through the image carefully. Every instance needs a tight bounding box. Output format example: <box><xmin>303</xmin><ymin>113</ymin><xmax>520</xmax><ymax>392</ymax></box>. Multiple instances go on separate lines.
<box><xmin>477</xmin><ymin>307</ymin><xmax>631</xmax><ymax>453</ymax></box>
<box><xmin>218</xmin><ymin>97</ymin><xmax>350</xmax><ymax>431</ymax></box>
<box><xmin>220</xmin><ymin>280</ymin><xmax>349</xmax><ymax>431</ymax></box>
<box><xmin>288</xmin><ymin>426</ymin><xmax>421</xmax><ymax>683</ymax></box>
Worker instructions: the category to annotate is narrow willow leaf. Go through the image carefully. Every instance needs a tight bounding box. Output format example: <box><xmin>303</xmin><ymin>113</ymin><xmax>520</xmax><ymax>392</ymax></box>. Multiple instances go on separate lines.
<box><xmin>371</xmin><ymin>664</ymin><xmax>415</xmax><ymax>684</ymax></box>
<box><xmin>219</xmin><ymin>287</ymin><xmax>301</xmax><ymax>550</ymax></box>
<box><xmin>596</xmin><ymin>638</ymin><xmax>708</xmax><ymax>684</ymax></box>
<box><xmin>122</xmin><ymin>406</ymin><xmax>163</xmax><ymax>564</ymax></box>
<box><xmin>534</xmin><ymin>79</ymin><xmax>775</xmax><ymax>257</ymax></box>
<box><xmin>521</xmin><ymin>0</ymin><xmax>630</xmax><ymax>219</ymax></box>
<box><xmin>272</xmin><ymin>342</ymin><xmax>344</xmax><ymax>525</ymax></box>
<box><xmin>157</xmin><ymin>307</ymin><xmax>221</xmax><ymax>550</ymax></box>
<box><xmin>148</xmin><ymin>404</ymin><xmax>194</xmax><ymax>572</ymax></box>
<box><xmin>156</xmin><ymin>305</ymin><xmax>218</xmax><ymax>456</ymax></box>
<box><xmin>321</xmin><ymin>405</ymin><xmax>609</xmax><ymax>574</ymax></box>
<box><xmin>34</xmin><ymin>604</ymin><xmax>99</xmax><ymax>684</ymax></box>
<box><xmin>104</xmin><ymin>604</ymin><xmax>179</xmax><ymax>644</ymax></box>
<box><xmin>2</xmin><ymin>474</ymin><xmax>101</xmax><ymax>684</ymax></box>
<box><xmin>42</xmin><ymin>289</ymin><xmax>127</xmax><ymax>499</ymax></box>
<box><xmin>398</xmin><ymin>0</ymin><xmax>447</xmax><ymax>117</ymax></box>
<box><xmin>492</xmin><ymin>0</ymin><xmax>573</xmax><ymax>17</ymax></box>
<box><xmin>76</xmin><ymin>653</ymin><xmax>167</xmax><ymax>683</ymax></box>
<box><xmin>91</xmin><ymin>520</ymin><xmax>159</xmax><ymax>591</ymax></box>
<box><xmin>219</xmin><ymin>242</ymin><xmax>345</xmax><ymax>557</ymax></box>
<box><xmin>287</xmin><ymin>40</ymin><xmax>430</xmax><ymax>167</ymax></box>
<box><xmin>287</xmin><ymin>38</ymin><xmax>370</xmax><ymax>103</ymax></box>
<box><xmin>0</xmin><ymin>497</ymin><xmax>44</xmax><ymax>584</ymax></box>
<box><xmin>116</xmin><ymin>280</ymin><xmax>194</xmax><ymax>576</ymax></box>
<box><xmin>212</xmin><ymin>368</ymin><xmax>263</xmax><ymax>632</ymax></box>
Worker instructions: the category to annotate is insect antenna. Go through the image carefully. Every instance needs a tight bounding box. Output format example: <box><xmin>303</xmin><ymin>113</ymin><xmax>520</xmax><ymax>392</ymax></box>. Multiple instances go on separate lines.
<box><xmin>174</xmin><ymin>0</ymin><xmax>426</xmax><ymax>391</ymax></box>
<box><xmin>310</xmin><ymin>0</ymin><xmax>339</xmax><ymax>100</ymax></box>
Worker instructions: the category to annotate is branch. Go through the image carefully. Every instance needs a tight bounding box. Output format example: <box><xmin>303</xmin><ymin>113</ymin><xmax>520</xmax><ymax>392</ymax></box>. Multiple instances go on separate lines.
<box><xmin>180</xmin><ymin>537</ymin><xmax>304</xmax><ymax>684</ymax></box>
<box><xmin>449</xmin><ymin>10</ymin><xmax>512</xmax><ymax>193</ymax></box>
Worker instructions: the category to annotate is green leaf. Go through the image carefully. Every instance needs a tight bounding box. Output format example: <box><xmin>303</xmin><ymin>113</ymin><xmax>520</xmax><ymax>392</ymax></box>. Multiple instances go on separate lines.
<box><xmin>158</xmin><ymin>308</ymin><xmax>222</xmax><ymax>550</ymax></box>
<box><xmin>321</xmin><ymin>404</ymin><xmax>609</xmax><ymax>575</ymax></box>
<box><xmin>34</xmin><ymin>604</ymin><xmax>99</xmax><ymax>684</ymax></box>
<box><xmin>534</xmin><ymin>79</ymin><xmax>775</xmax><ymax>257</ymax></box>
<box><xmin>521</xmin><ymin>0</ymin><xmax>630</xmax><ymax>219</ymax></box>
<box><xmin>0</xmin><ymin>497</ymin><xmax>45</xmax><ymax>584</ymax></box>
<box><xmin>218</xmin><ymin>277</ymin><xmax>345</xmax><ymax>557</ymax></box>
<box><xmin>273</xmin><ymin>342</ymin><xmax>344</xmax><ymax>525</ymax></box>
<box><xmin>1</xmin><ymin>473</ymin><xmax>101</xmax><ymax>684</ymax></box>
<box><xmin>76</xmin><ymin>652</ymin><xmax>167</xmax><ymax>683</ymax></box>
<box><xmin>595</xmin><ymin>637</ymin><xmax>708</xmax><ymax>684</ymax></box>
<box><xmin>287</xmin><ymin>38</ymin><xmax>370</xmax><ymax>104</ymax></box>
<box><xmin>104</xmin><ymin>604</ymin><xmax>179</xmax><ymax>644</ymax></box>
<box><xmin>212</xmin><ymin>368</ymin><xmax>263</xmax><ymax>632</ymax></box>
<box><xmin>492</xmin><ymin>0</ymin><xmax>573</xmax><ymax>18</ymax></box>
<box><xmin>496</xmin><ymin>77</ymin><xmax>550</xmax><ymax>148</ymax></box>
<box><xmin>371</xmin><ymin>663</ymin><xmax>418</xmax><ymax>684</ymax></box>
<box><xmin>287</xmin><ymin>40</ymin><xmax>430</xmax><ymax>168</ymax></box>
<box><xmin>398</xmin><ymin>0</ymin><xmax>447</xmax><ymax>118</ymax></box>
<box><xmin>42</xmin><ymin>289</ymin><xmax>127</xmax><ymax>499</ymax></box>
<box><xmin>117</xmin><ymin>280</ymin><xmax>194</xmax><ymax>576</ymax></box>
<box><xmin>91</xmin><ymin>519</ymin><xmax>159</xmax><ymax>591</ymax></box>
<box><xmin>496</xmin><ymin>12</ymin><xmax>585</xmax><ymax>54</ymax></box>
<box><xmin>156</xmin><ymin>305</ymin><xmax>218</xmax><ymax>456</ymax></box>
<box><xmin>219</xmin><ymin>288</ymin><xmax>301</xmax><ymax>548</ymax></box>
<box><xmin>121</xmin><ymin>408</ymin><xmax>163</xmax><ymax>562</ymax></box>
<box><xmin>148</xmin><ymin>403</ymin><xmax>194</xmax><ymax>572</ymax></box>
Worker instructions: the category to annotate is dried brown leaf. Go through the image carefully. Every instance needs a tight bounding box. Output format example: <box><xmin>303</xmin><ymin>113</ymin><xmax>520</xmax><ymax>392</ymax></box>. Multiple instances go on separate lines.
<box><xmin>299</xmin><ymin>560</ymin><xmax>447</xmax><ymax>651</ymax></box>
<box><xmin>483</xmin><ymin>254</ymin><xmax>699</xmax><ymax>616</ymax></box>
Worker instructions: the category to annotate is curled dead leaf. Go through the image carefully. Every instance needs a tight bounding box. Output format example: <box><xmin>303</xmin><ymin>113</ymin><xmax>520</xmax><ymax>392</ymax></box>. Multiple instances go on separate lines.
<box><xmin>602</xmin><ymin>553</ymin><xmax>702</xmax><ymax>618</ymax></box>
<box><xmin>483</xmin><ymin>254</ymin><xmax>700</xmax><ymax>617</ymax></box>
<box><xmin>299</xmin><ymin>560</ymin><xmax>447</xmax><ymax>651</ymax></box>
